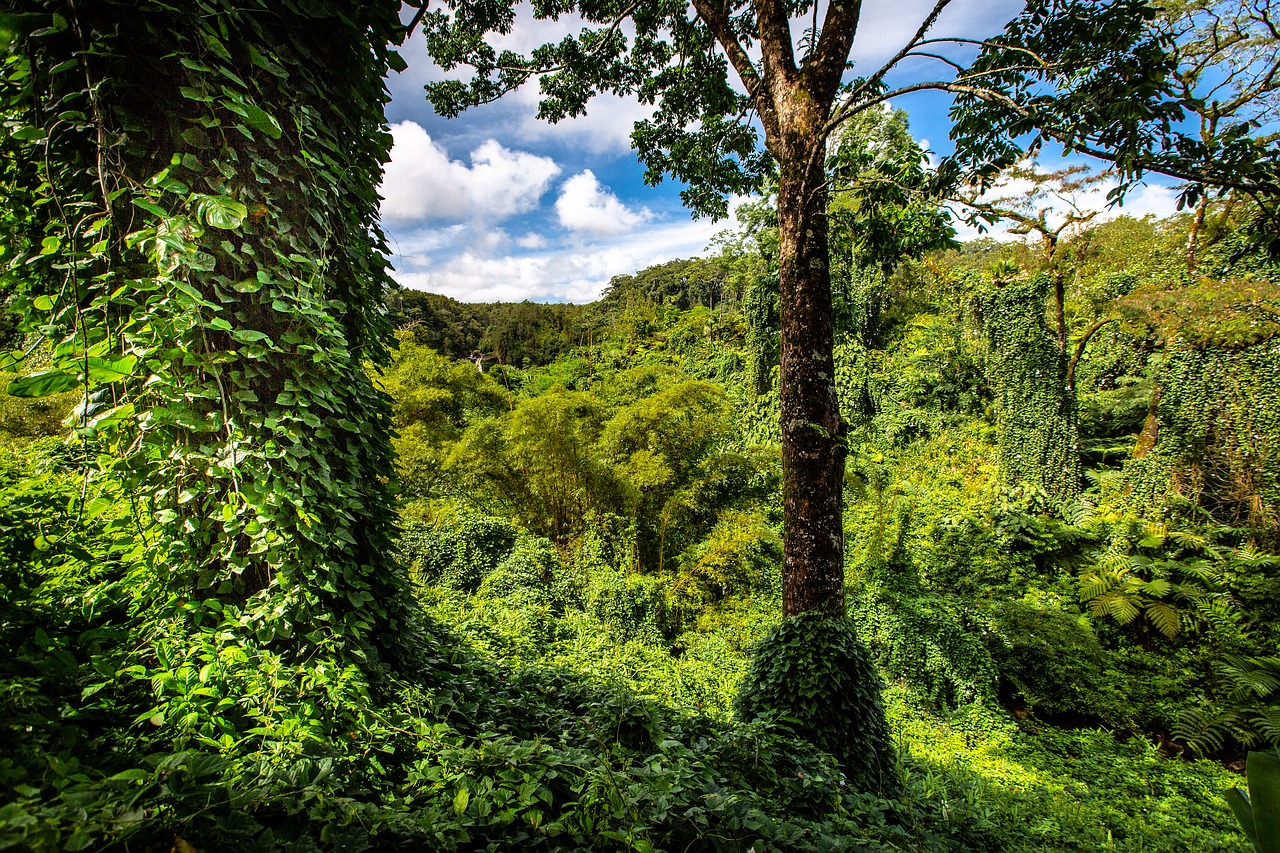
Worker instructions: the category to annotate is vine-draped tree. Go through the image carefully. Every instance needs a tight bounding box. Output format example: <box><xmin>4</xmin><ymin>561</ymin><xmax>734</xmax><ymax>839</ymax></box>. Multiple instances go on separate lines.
<box><xmin>0</xmin><ymin>0</ymin><xmax>411</xmax><ymax>683</ymax></box>
<box><xmin>419</xmin><ymin>0</ymin><xmax>1214</xmax><ymax>617</ymax></box>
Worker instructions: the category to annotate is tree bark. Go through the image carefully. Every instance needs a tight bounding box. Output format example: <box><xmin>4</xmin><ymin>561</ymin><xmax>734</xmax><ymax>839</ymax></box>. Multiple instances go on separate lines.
<box><xmin>775</xmin><ymin>136</ymin><xmax>846</xmax><ymax>618</ymax></box>
<box><xmin>1186</xmin><ymin>193</ymin><xmax>1209</xmax><ymax>275</ymax></box>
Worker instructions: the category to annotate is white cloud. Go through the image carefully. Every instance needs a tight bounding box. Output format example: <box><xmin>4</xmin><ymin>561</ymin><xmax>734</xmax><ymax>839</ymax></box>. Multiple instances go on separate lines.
<box><xmin>952</xmin><ymin>172</ymin><xmax>1183</xmax><ymax>242</ymax></box>
<box><xmin>391</xmin><ymin>203</ymin><xmax>748</xmax><ymax>303</ymax></box>
<box><xmin>516</xmin><ymin>88</ymin><xmax>654</xmax><ymax>155</ymax></box>
<box><xmin>555</xmin><ymin>170</ymin><xmax>653</xmax><ymax>236</ymax></box>
<box><xmin>380</xmin><ymin>122</ymin><xmax>561</xmax><ymax>225</ymax></box>
<box><xmin>516</xmin><ymin>233</ymin><xmax>548</xmax><ymax>249</ymax></box>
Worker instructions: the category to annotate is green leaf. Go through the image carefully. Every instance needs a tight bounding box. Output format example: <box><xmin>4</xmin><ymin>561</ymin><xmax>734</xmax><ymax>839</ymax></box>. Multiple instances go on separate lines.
<box><xmin>84</xmin><ymin>354</ymin><xmax>138</xmax><ymax>384</ymax></box>
<box><xmin>132</xmin><ymin>197</ymin><xmax>168</xmax><ymax>218</ymax></box>
<box><xmin>7</xmin><ymin>369</ymin><xmax>79</xmax><ymax>397</ymax></box>
<box><xmin>226</xmin><ymin>98</ymin><xmax>282</xmax><ymax>140</ymax></box>
<box><xmin>1251</xmin><ymin>749</ymin><xmax>1280</xmax><ymax>853</ymax></box>
<box><xmin>63</xmin><ymin>829</ymin><xmax>94</xmax><ymax>852</ymax></box>
<box><xmin>197</xmin><ymin>194</ymin><xmax>248</xmax><ymax>230</ymax></box>
<box><xmin>1227</xmin><ymin>787</ymin><xmax>1259</xmax><ymax>848</ymax></box>
<box><xmin>387</xmin><ymin>49</ymin><xmax>408</xmax><ymax>73</ymax></box>
<box><xmin>453</xmin><ymin>788</ymin><xmax>470</xmax><ymax>816</ymax></box>
<box><xmin>231</xmin><ymin>330</ymin><xmax>273</xmax><ymax>345</ymax></box>
<box><xmin>1146</xmin><ymin>602</ymin><xmax>1181</xmax><ymax>639</ymax></box>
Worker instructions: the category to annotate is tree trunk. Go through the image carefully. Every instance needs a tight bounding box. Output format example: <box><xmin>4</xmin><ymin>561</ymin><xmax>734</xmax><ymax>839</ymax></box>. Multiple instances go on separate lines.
<box><xmin>776</xmin><ymin>155</ymin><xmax>847</xmax><ymax>617</ymax></box>
<box><xmin>1186</xmin><ymin>193</ymin><xmax>1208</xmax><ymax>275</ymax></box>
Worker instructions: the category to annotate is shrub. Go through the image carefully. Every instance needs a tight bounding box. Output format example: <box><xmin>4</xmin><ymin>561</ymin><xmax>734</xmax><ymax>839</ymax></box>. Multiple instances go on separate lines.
<box><xmin>399</xmin><ymin>511</ymin><xmax>518</xmax><ymax>592</ymax></box>
<box><xmin>735</xmin><ymin>613</ymin><xmax>899</xmax><ymax>796</ymax></box>
<box><xmin>853</xmin><ymin>590</ymin><xmax>998</xmax><ymax>709</ymax></box>
<box><xmin>983</xmin><ymin>599</ymin><xmax>1127</xmax><ymax>724</ymax></box>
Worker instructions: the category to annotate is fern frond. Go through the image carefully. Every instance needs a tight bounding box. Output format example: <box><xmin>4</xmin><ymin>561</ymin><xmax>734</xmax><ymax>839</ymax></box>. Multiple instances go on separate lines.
<box><xmin>1147</xmin><ymin>602</ymin><xmax>1180</xmax><ymax>639</ymax></box>
<box><xmin>1108</xmin><ymin>595</ymin><xmax>1140</xmax><ymax>625</ymax></box>
<box><xmin>1168</xmin><ymin>529</ymin><xmax>1210</xmax><ymax>551</ymax></box>
<box><xmin>1079</xmin><ymin>573</ymin><xmax>1114</xmax><ymax>602</ymax></box>
<box><xmin>1098</xmin><ymin>550</ymin><xmax>1130</xmax><ymax>574</ymax></box>
<box><xmin>1232</xmin><ymin>544</ymin><xmax>1280</xmax><ymax>569</ymax></box>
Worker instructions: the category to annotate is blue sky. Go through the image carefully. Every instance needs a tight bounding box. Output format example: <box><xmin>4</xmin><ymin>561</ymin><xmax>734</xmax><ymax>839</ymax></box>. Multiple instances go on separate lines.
<box><xmin>379</xmin><ymin>0</ymin><xmax>1182</xmax><ymax>303</ymax></box>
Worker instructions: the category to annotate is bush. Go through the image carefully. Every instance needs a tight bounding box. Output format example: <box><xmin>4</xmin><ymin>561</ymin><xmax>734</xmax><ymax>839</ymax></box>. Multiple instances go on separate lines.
<box><xmin>983</xmin><ymin>599</ymin><xmax>1126</xmax><ymax>724</ymax></box>
<box><xmin>399</xmin><ymin>511</ymin><xmax>519</xmax><ymax>592</ymax></box>
<box><xmin>735</xmin><ymin>613</ymin><xmax>899</xmax><ymax>796</ymax></box>
<box><xmin>853</xmin><ymin>590</ymin><xmax>998</xmax><ymax>709</ymax></box>
<box><xmin>478</xmin><ymin>535</ymin><xmax>568</xmax><ymax>608</ymax></box>
<box><xmin>587</xmin><ymin>570</ymin><xmax>673</xmax><ymax>642</ymax></box>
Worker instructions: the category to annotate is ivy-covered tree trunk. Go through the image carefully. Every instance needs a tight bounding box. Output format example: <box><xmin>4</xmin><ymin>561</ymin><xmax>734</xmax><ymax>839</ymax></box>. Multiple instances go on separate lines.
<box><xmin>981</xmin><ymin>276</ymin><xmax>1081</xmax><ymax>502</ymax></box>
<box><xmin>1</xmin><ymin>0</ymin><xmax>410</xmax><ymax>669</ymax></box>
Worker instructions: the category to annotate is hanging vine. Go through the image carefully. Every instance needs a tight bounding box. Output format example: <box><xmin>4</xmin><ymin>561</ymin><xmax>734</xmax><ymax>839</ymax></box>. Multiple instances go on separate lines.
<box><xmin>0</xmin><ymin>0</ymin><xmax>410</xmax><ymax>684</ymax></box>
<box><xmin>977</xmin><ymin>274</ymin><xmax>1081</xmax><ymax>503</ymax></box>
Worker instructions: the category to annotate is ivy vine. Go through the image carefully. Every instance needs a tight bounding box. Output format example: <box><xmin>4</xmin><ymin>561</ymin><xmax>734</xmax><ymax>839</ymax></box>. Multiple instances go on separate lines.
<box><xmin>0</xmin><ymin>0</ymin><xmax>411</xmax><ymax>721</ymax></box>
<box><xmin>978</xmin><ymin>274</ymin><xmax>1080</xmax><ymax>503</ymax></box>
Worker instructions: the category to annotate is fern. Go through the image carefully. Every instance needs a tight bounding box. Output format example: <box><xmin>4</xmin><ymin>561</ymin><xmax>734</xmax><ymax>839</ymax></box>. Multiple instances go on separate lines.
<box><xmin>1177</xmin><ymin>655</ymin><xmax>1280</xmax><ymax>754</ymax></box>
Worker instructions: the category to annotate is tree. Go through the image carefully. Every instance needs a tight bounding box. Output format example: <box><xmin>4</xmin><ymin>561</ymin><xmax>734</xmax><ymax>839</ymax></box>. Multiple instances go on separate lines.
<box><xmin>0</xmin><ymin>0</ymin><xmax>411</xmax><ymax>696</ymax></box>
<box><xmin>1157</xmin><ymin>0</ymin><xmax>1280</xmax><ymax>270</ymax></box>
<box><xmin>420</xmin><ymin>0</ymin><xmax>1193</xmax><ymax>618</ymax></box>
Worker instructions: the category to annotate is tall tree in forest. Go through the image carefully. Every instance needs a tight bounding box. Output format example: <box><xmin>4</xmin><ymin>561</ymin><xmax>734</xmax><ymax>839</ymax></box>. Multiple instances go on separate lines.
<box><xmin>419</xmin><ymin>0</ymin><xmax>1207</xmax><ymax>617</ymax></box>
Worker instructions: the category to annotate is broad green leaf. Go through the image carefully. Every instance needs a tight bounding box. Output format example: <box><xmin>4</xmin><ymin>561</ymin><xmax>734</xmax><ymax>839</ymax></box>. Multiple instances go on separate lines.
<box><xmin>7</xmin><ymin>369</ymin><xmax>79</xmax><ymax>397</ymax></box>
<box><xmin>454</xmin><ymin>788</ymin><xmax>469</xmax><ymax>815</ymax></box>
<box><xmin>84</xmin><ymin>354</ymin><xmax>138</xmax><ymax>383</ymax></box>
<box><xmin>1251</xmin><ymin>750</ymin><xmax>1280</xmax><ymax>853</ymax></box>
<box><xmin>197</xmin><ymin>194</ymin><xmax>248</xmax><ymax>230</ymax></box>
<box><xmin>231</xmin><ymin>329</ymin><xmax>273</xmax><ymax>345</ymax></box>
<box><xmin>1226</xmin><ymin>787</ymin><xmax>1258</xmax><ymax>848</ymax></box>
<box><xmin>132</xmin><ymin>197</ymin><xmax>168</xmax><ymax>218</ymax></box>
<box><xmin>226</xmin><ymin>98</ymin><xmax>283</xmax><ymax>140</ymax></box>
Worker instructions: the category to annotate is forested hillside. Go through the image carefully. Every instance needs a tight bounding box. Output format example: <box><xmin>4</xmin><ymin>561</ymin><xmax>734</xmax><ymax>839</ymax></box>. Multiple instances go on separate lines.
<box><xmin>375</xmin><ymin>202</ymin><xmax>1280</xmax><ymax>849</ymax></box>
<box><xmin>2</xmin><ymin>0</ymin><xmax>1279</xmax><ymax>851</ymax></box>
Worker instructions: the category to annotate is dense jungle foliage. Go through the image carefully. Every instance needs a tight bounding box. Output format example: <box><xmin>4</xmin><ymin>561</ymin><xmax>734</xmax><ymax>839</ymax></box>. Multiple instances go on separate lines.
<box><xmin>1</xmin><ymin>1</ymin><xmax>1279</xmax><ymax>851</ymax></box>
<box><xmin>6</xmin><ymin>184</ymin><xmax>1280</xmax><ymax>849</ymax></box>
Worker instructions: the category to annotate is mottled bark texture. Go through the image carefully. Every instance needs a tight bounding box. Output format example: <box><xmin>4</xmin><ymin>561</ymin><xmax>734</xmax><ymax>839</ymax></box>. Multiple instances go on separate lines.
<box><xmin>764</xmin><ymin>73</ymin><xmax>849</xmax><ymax>616</ymax></box>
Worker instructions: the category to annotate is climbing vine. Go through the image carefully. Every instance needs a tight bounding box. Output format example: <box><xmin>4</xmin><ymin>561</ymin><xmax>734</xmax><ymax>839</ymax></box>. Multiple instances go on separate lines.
<box><xmin>0</xmin><ymin>0</ymin><xmax>410</xmax><ymax>763</ymax></box>
<box><xmin>978</xmin><ymin>274</ymin><xmax>1080</xmax><ymax>503</ymax></box>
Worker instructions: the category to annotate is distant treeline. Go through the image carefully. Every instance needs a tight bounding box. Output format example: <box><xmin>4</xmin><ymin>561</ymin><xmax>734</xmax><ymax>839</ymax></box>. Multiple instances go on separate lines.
<box><xmin>387</xmin><ymin>256</ymin><xmax>742</xmax><ymax>368</ymax></box>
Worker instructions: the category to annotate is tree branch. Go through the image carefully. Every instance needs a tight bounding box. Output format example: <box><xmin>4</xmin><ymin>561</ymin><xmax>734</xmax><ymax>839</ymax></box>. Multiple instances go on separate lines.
<box><xmin>842</xmin><ymin>0</ymin><xmax>952</xmax><ymax>114</ymax></box>
<box><xmin>805</xmin><ymin>0</ymin><xmax>863</xmax><ymax>102</ymax></box>
<box><xmin>690</xmin><ymin>0</ymin><xmax>764</xmax><ymax>102</ymax></box>
<box><xmin>1068</xmin><ymin>317</ymin><xmax>1119</xmax><ymax>391</ymax></box>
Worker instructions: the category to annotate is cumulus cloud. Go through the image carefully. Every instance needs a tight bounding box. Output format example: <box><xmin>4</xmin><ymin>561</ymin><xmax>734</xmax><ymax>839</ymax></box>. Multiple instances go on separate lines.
<box><xmin>952</xmin><ymin>172</ymin><xmax>1183</xmax><ymax>242</ymax></box>
<box><xmin>390</xmin><ymin>197</ymin><xmax>750</xmax><ymax>303</ymax></box>
<box><xmin>380</xmin><ymin>122</ymin><xmax>560</xmax><ymax>225</ymax></box>
<box><xmin>555</xmin><ymin>170</ymin><xmax>653</xmax><ymax>236</ymax></box>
